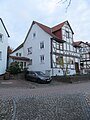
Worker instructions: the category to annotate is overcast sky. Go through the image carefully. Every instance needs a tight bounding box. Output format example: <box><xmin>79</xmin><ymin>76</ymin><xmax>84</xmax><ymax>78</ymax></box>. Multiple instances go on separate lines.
<box><xmin>0</xmin><ymin>0</ymin><xmax>90</xmax><ymax>49</ymax></box>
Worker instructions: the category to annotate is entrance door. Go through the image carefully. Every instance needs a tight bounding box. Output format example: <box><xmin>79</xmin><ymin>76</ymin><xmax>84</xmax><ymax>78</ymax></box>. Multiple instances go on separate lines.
<box><xmin>75</xmin><ymin>62</ymin><xmax>79</xmax><ymax>73</ymax></box>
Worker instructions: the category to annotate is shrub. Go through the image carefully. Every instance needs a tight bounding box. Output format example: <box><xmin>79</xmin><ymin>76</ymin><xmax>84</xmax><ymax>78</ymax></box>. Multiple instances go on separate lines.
<box><xmin>7</xmin><ymin>62</ymin><xmax>21</xmax><ymax>74</ymax></box>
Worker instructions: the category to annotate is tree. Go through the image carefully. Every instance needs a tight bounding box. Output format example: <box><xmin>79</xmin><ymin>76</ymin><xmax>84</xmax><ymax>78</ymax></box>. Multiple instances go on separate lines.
<box><xmin>7</xmin><ymin>46</ymin><xmax>13</xmax><ymax>69</ymax></box>
<box><xmin>7</xmin><ymin>62</ymin><xmax>21</xmax><ymax>74</ymax></box>
<box><xmin>58</xmin><ymin>0</ymin><xmax>71</xmax><ymax>11</ymax></box>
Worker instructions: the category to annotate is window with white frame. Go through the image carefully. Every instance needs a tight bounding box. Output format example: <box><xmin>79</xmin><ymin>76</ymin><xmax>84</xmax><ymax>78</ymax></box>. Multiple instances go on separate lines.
<box><xmin>0</xmin><ymin>34</ymin><xmax>3</xmax><ymax>41</ymax></box>
<box><xmin>16</xmin><ymin>53</ymin><xmax>21</xmax><ymax>56</ymax></box>
<box><xmin>40</xmin><ymin>41</ymin><xmax>44</xmax><ymax>49</ymax></box>
<box><xmin>40</xmin><ymin>55</ymin><xmax>45</xmax><ymax>63</ymax></box>
<box><xmin>66</xmin><ymin>31</ymin><xmax>69</xmax><ymax>38</ymax></box>
<box><xmin>16</xmin><ymin>53</ymin><xmax>18</xmax><ymax>56</ymax></box>
<box><xmin>19</xmin><ymin>53</ymin><xmax>21</xmax><ymax>57</ymax></box>
<box><xmin>27</xmin><ymin>47</ymin><xmax>32</xmax><ymax>54</ymax></box>
<box><xmin>0</xmin><ymin>51</ymin><xmax>2</xmax><ymax>60</ymax></box>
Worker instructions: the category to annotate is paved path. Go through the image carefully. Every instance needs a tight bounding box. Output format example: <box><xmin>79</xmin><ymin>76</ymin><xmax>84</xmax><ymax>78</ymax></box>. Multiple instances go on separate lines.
<box><xmin>0</xmin><ymin>81</ymin><xmax>90</xmax><ymax>119</ymax></box>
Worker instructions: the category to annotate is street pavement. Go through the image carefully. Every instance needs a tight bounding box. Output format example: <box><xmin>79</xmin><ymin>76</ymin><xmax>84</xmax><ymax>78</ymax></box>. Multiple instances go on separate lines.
<box><xmin>0</xmin><ymin>80</ymin><xmax>90</xmax><ymax>120</ymax></box>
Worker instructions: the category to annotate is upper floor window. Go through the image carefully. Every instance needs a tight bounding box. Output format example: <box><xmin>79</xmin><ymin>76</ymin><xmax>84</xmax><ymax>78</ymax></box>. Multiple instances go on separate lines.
<box><xmin>66</xmin><ymin>31</ymin><xmax>69</xmax><ymax>38</ymax></box>
<box><xmin>0</xmin><ymin>51</ymin><xmax>2</xmax><ymax>60</ymax></box>
<box><xmin>32</xmin><ymin>32</ymin><xmax>36</xmax><ymax>38</ymax></box>
<box><xmin>16</xmin><ymin>53</ymin><xmax>21</xmax><ymax>56</ymax></box>
<box><xmin>40</xmin><ymin>55</ymin><xmax>45</xmax><ymax>64</ymax></box>
<box><xmin>40</xmin><ymin>41</ymin><xmax>44</xmax><ymax>49</ymax></box>
<box><xmin>19</xmin><ymin>53</ymin><xmax>21</xmax><ymax>57</ymax></box>
<box><xmin>0</xmin><ymin>34</ymin><xmax>3</xmax><ymax>41</ymax></box>
<box><xmin>16</xmin><ymin>53</ymin><xmax>18</xmax><ymax>56</ymax></box>
<box><xmin>27</xmin><ymin>47</ymin><xmax>32</xmax><ymax>54</ymax></box>
<box><xmin>79</xmin><ymin>48</ymin><xmax>82</xmax><ymax>52</ymax></box>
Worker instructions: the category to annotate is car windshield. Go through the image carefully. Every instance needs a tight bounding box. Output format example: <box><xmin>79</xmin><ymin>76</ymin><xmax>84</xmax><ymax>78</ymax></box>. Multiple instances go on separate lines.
<box><xmin>35</xmin><ymin>71</ymin><xmax>46</xmax><ymax>76</ymax></box>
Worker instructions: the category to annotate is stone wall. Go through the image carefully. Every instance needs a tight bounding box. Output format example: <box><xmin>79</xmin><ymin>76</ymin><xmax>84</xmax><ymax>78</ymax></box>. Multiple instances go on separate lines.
<box><xmin>52</xmin><ymin>74</ymin><xmax>90</xmax><ymax>83</ymax></box>
<box><xmin>0</xmin><ymin>72</ymin><xmax>25</xmax><ymax>80</ymax></box>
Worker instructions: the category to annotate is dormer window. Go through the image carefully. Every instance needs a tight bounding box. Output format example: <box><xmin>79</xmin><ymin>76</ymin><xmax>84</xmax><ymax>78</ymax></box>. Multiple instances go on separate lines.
<box><xmin>66</xmin><ymin>31</ymin><xmax>69</xmax><ymax>38</ymax></box>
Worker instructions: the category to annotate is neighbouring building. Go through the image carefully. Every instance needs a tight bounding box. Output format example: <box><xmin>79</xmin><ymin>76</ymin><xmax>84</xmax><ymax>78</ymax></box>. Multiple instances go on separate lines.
<box><xmin>0</xmin><ymin>18</ymin><xmax>10</xmax><ymax>75</ymax></box>
<box><xmin>73</xmin><ymin>41</ymin><xmax>90</xmax><ymax>74</ymax></box>
<box><xmin>10</xmin><ymin>20</ymin><xmax>80</xmax><ymax>76</ymax></box>
<box><xmin>9</xmin><ymin>43</ymin><xmax>30</xmax><ymax>70</ymax></box>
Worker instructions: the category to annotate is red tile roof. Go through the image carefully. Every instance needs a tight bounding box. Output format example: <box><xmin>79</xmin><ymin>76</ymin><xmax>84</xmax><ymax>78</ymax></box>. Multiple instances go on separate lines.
<box><xmin>33</xmin><ymin>21</ymin><xmax>64</xmax><ymax>42</ymax></box>
<box><xmin>73</xmin><ymin>41</ymin><xmax>90</xmax><ymax>47</ymax></box>
<box><xmin>14</xmin><ymin>20</ymin><xmax>73</xmax><ymax>53</ymax></box>
<box><xmin>73</xmin><ymin>41</ymin><xmax>82</xmax><ymax>47</ymax></box>
<box><xmin>10</xmin><ymin>56</ymin><xmax>30</xmax><ymax>61</ymax></box>
<box><xmin>51</xmin><ymin>21</ymin><xmax>65</xmax><ymax>32</ymax></box>
<box><xmin>24</xmin><ymin>20</ymin><xmax>74</xmax><ymax>45</ymax></box>
<box><xmin>52</xmin><ymin>20</ymin><xmax>74</xmax><ymax>34</ymax></box>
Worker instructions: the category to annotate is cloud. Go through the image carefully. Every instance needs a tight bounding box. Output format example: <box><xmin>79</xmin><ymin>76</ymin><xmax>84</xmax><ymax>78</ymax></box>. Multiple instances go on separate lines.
<box><xmin>0</xmin><ymin>0</ymin><xmax>90</xmax><ymax>48</ymax></box>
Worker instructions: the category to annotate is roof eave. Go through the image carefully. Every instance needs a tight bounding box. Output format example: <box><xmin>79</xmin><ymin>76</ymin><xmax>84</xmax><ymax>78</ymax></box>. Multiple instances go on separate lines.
<box><xmin>51</xmin><ymin>37</ymin><xmax>65</xmax><ymax>43</ymax></box>
<box><xmin>0</xmin><ymin>18</ymin><xmax>10</xmax><ymax>37</ymax></box>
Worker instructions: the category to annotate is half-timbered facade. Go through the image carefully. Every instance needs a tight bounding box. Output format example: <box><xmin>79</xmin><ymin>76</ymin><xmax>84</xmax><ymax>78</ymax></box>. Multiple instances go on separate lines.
<box><xmin>74</xmin><ymin>41</ymin><xmax>90</xmax><ymax>74</ymax></box>
<box><xmin>51</xmin><ymin>22</ymin><xmax>80</xmax><ymax>76</ymax></box>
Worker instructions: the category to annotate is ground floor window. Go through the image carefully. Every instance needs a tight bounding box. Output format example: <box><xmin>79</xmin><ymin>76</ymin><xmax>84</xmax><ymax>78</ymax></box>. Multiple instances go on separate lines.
<box><xmin>24</xmin><ymin>62</ymin><xmax>26</xmax><ymax>68</ymax></box>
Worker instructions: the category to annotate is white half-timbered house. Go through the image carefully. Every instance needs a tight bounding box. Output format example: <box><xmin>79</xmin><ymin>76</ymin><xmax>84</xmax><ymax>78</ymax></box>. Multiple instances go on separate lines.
<box><xmin>10</xmin><ymin>21</ymin><xmax>80</xmax><ymax>76</ymax></box>
<box><xmin>73</xmin><ymin>41</ymin><xmax>90</xmax><ymax>74</ymax></box>
<box><xmin>0</xmin><ymin>18</ymin><xmax>10</xmax><ymax>75</ymax></box>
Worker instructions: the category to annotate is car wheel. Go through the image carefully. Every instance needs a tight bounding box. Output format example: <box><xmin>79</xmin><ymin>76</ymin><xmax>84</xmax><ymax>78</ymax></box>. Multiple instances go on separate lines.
<box><xmin>37</xmin><ymin>78</ymin><xmax>41</xmax><ymax>83</ymax></box>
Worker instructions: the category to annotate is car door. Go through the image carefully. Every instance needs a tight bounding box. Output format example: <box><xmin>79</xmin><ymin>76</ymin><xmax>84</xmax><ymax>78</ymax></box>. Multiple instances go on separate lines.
<box><xmin>30</xmin><ymin>72</ymin><xmax>37</xmax><ymax>82</ymax></box>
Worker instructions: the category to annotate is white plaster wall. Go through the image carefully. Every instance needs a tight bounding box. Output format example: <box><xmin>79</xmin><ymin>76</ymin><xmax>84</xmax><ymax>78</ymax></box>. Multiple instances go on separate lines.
<box><xmin>0</xmin><ymin>21</ymin><xmax>8</xmax><ymax>75</ymax></box>
<box><xmin>52</xmin><ymin>68</ymin><xmax>76</xmax><ymax>76</ymax></box>
<box><xmin>24</xmin><ymin>24</ymin><xmax>51</xmax><ymax>74</ymax></box>
<box><xmin>52</xmin><ymin>68</ymin><xmax>63</xmax><ymax>76</ymax></box>
<box><xmin>10</xmin><ymin>47</ymin><xmax>24</xmax><ymax>57</ymax></box>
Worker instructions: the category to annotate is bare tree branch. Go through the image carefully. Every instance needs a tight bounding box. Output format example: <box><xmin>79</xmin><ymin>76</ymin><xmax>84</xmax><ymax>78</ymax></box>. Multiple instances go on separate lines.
<box><xmin>66</xmin><ymin>0</ymin><xmax>71</xmax><ymax>11</ymax></box>
<box><xmin>57</xmin><ymin>0</ymin><xmax>72</xmax><ymax>11</ymax></box>
<box><xmin>57</xmin><ymin>0</ymin><xmax>67</xmax><ymax>4</ymax></box>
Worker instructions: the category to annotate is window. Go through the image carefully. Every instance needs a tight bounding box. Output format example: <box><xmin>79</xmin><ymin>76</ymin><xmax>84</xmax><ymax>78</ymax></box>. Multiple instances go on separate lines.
<box><xmin>27</xmin><ymin>47</ymin><xmax>32</xmax><ymax>54</ymax></box>
<box><xmin>40</xmin><ymin>55</ymin><xmax>45</xmax><ymax>63</ymax></box>
<box><xmin>0</xmin><ymin>34</ymin><xmax>2</xmax><ymax>41</ymax></box>
<box><xmin>32</xmin><ymin>32</ymin><xmax>36</xmax><ymax>38</ymax></box>
<box><xmin>20</xmin><ymin>62</ymin><xmax>23</xmax><ymax>69</ymax></box>
<box><xmin>0</xmin><ymin>51</ymin><xmax>2</xmax><ymax>60</ymax></box>
<box><xmin>16</xmin><ymin>53</ymin><xmax>21</xmax><ymax>56</ymax></box>
<box><xmin>24</xmin><ymin>62</ymin><xmax>26</xmax><ymax>68</ymax></box>
<box><xmin>28</xmin><ymin>59</ymin><xmax>32</xmax><ymax>65</ymax></box>
<box><xmin>56</xmin><ymin>56</ymin><xmax>63</xmax><ymax>66</ymax></box>
<box><xmin>66</xmin><ymin>31</ymin><xmax>69</xmax><ymax>38</ymax></box>
<box><xmin>16</xmin><ymin>53</ymin><xmax>18</xmax><ymax>56</ymax></box>
<box><xmin>19</xmin><ymin>53</ymin><xmax>21</xmax><ymax>57</ymax></box>
<box><xmin>40</xmin><ymin>41</ymin><xmax>44</xmax><ymax>49</ymax></box>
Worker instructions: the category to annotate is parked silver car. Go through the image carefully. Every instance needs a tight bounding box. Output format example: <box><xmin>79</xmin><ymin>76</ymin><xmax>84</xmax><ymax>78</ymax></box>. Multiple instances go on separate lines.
<box><xmin>25</xmin><ymin>71</ymin><xmax>52</xmax><ymax>83</ymax></box>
